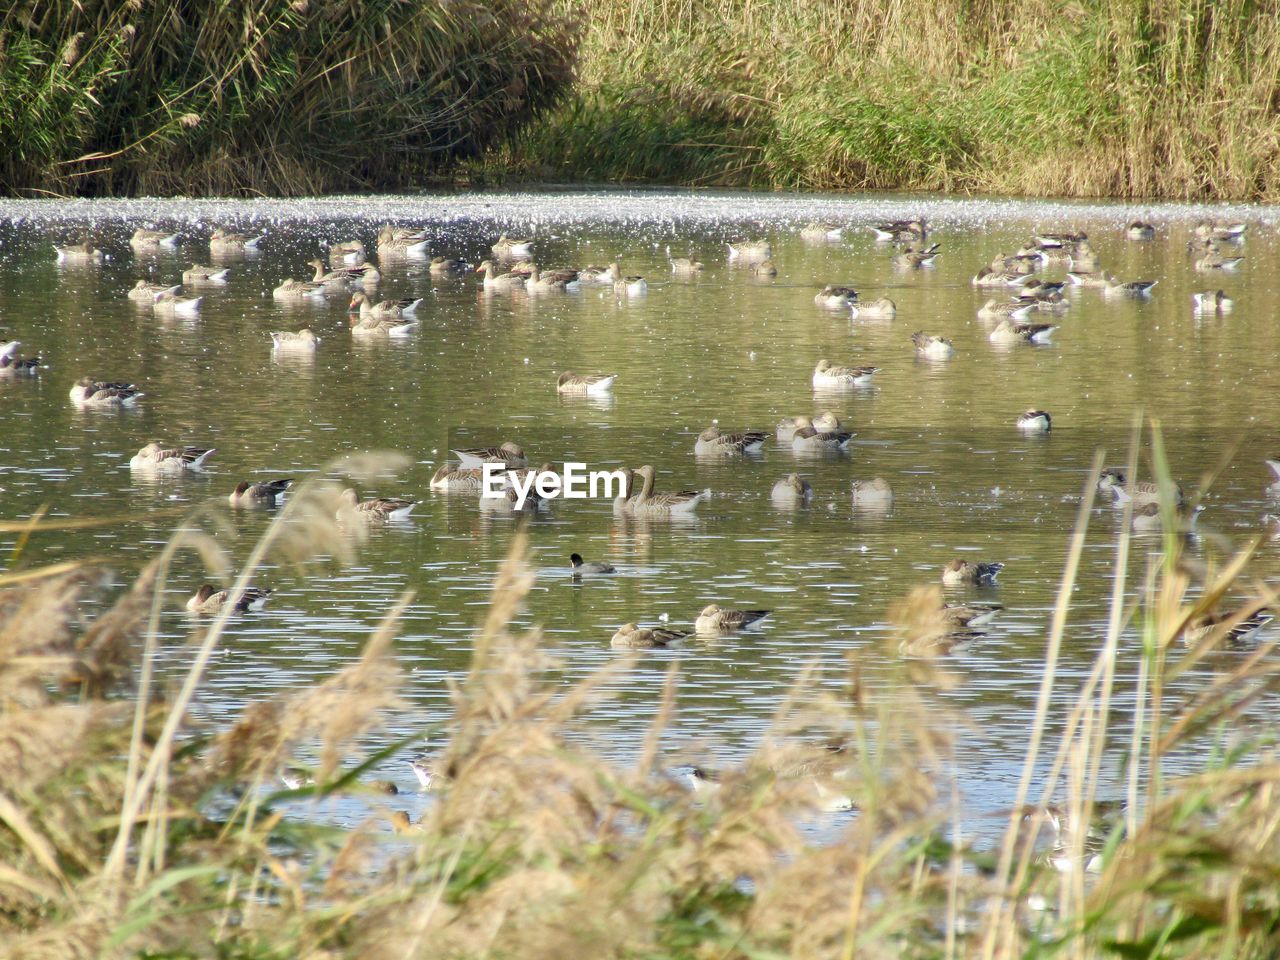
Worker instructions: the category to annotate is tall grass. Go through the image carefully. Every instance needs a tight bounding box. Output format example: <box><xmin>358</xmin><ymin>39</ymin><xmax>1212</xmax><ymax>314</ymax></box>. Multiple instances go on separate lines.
<box><xmin>488</xmin><ymin>0</ymin><xmax>1280</xmax><ymax>199</ymax></box>
<box><xmin>3</xmin><ymin>433</ymin><xmax>1280</xmax><ymax>957</ymax></box>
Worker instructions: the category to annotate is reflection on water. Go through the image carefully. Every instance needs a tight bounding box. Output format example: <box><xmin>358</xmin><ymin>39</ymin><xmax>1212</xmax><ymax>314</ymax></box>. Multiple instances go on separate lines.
<box><xmin>1</xmin><ymin>191</ymin><xmax>1278</xmax><ymax>834</ymax></box>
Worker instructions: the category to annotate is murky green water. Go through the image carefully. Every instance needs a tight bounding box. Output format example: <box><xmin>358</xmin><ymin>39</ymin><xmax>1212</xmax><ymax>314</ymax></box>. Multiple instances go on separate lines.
<box><xmin>2</xmin><ymin>191</ymin><xmax>1277</xmax><ymax>834</ymax></box>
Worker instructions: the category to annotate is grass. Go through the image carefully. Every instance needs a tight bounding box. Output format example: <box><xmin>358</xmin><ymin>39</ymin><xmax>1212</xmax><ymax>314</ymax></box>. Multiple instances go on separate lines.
<box><xmin>3</xmin><ymin>430</ymin><xmax>1280</xmax><ymax>957</ymax></box>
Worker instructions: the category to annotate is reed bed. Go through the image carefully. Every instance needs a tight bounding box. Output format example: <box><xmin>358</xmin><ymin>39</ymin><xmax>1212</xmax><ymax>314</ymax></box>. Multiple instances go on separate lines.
<box><xmin>3</xmin><ymin>434</ymin><xmax>1280</xmax><ymax>958</ymax></box>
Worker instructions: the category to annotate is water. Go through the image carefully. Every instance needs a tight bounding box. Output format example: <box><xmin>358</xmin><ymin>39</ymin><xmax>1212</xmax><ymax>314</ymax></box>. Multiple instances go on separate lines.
<box><xmin>2</xmin><ymin>190</ymin><xmax>1278</xmax><ymax>837</ymax></box>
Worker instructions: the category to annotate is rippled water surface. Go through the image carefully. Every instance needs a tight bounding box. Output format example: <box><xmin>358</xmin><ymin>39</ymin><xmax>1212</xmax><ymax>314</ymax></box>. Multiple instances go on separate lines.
<box><xmin>3</xmin><ymin>191</ymin><xmax>1278</xmax><ymax>836</ymax></box>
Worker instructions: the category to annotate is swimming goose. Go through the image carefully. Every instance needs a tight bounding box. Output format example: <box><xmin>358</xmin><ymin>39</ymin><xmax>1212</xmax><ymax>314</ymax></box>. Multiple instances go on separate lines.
<box><xmin>1195</xmin><ymin>252</ymin><xmax>1244</xmax><ymax>271</ymax></box>
<box><xmin>894</xmin><ymin>243</ymin><xmax>940</xmax><ymax>268</ymax></box>
<box><xmin>1183</xmin><ymin>605</ymin><xmax>1274</xmax><ymax>646</ymax></box>
<box><xmin>0</xmin><ymin>342</ymin><xmax>39</xmax><ymax>374</ymax></box>
<box><xmin>228</xmin><ymin>478</ymin><xmax>294</xmax><ymax>506</ymax></box>
<box><xmin>492</xmin><ymin>234</ymin><xmax>533</xmax><ymax>258</ymax></box>
<box><xmin>338</xmin><ymin>488</ymin><xmax>417</xmax><ymax>521</ymax></box>
<box><xmin>209</xmin><ymin>228</ymin><xmax>265</xmax><ymax>251</ymax></box>
<box><xmin>579</xmin><ymin>262</ymin><xmax>621</xmax><ymax>284</ymax></box>
<box><xmin>130</xmin><ymin>442</ymin><xmax>216</xmax><ymax>473</ymax></box>
<box><xmin>475</xmin><ymin>259</ymin><xmax>527</xmax><ymax>291</ymax></box>
<box><xmin>1131</xmin><ymin>500</ymin><xmax>1203</xmax><ymax>532</ymax></box>
<box><xmin>850</xmin><ymin>477</ymin><xmax>894</xmax><ymax>508</ymax></box>
<box><xmin>308</xmin><ymin>258</ymin><xmax>356</xmax><ymax>290</ymax></box>
<box><xmin>1192</xmin><ymin>290</ymin><xmax>1234</xmax><ymax>313</ymax></box>
<box><xmin>570</xmin><ymin>553</ymin><xmax>616</xmax><ymax>576</ymax></box>
<box><xmin>615</xmin><ymin>275</ymin><xmax>648</xmax><ymax>295</ymax></box>
<box><xmin>528</xmin><ymin>266</ymin><xmax>581</xmax><ymax>292</ymax></box>
<box><xmin>183</xmin><ymin>264</ymin><xmax>230</xmax><ymax>284</ymax></box>
<box><xmin>130</xmin><ymin>228</ymin><xmax>179</xmax><ymax>250</ymax></box>
<box><xmin>328</xmin><ymin>240</ymin><xmax>366</xmax><ymax>267</ymax></box>
<box><xmin>941</xmin><ymin>559</ymin><xmax>1004</xmax><ymax>585</ymax></box>
<box><xmin>911</xmin><ymin>331</ymin><xmax>954</xmax><ymax>359</ymax></box>
<box><xmin>429</xmin><ymin>463</ymin><xmax>483</xmax><ymax>492</ymax></box>
<box><xmin>54</xmin><ymin>239</ymin><xmax>104</xmax><ymax>263</ymax></box>
<box><xmin>815</xmin><ymin>285</ymin><xmax>859</xmax><ymax>309</ymax></box>
<box><xmin>989</xmin><ymin>319</ymin><xmax>1057</xmax><ymax>344</ymax></box>
<box><xmin>871</xmin><ymin>218</ymin><xmax>926</xmax><ymax>243</ymax></box>
<box><xmin>350</xmin><ymin>315</ymin><xmax>419</xmax><ymax>337</ymax></box>
<box><xmin>128</xmin><ymin>280</ymin><xmax>182</xmax><ymax>302</ymax></box>
<box><xmin>727</xmin><ymin>240</ymin><xmax>772</xmax><ymax>263</ymax></box>
<box><xmin>187</xmin><ymin>584</ymin><xmax>273</xmax><ymax>614</ymax></box>
<box><xmin>695</xmin><ymin>425</ymin><xmax>768</xmax><ymax>455</ymax></box>
<box><xmin>792</xmin><ymin>425</ymin><xmax>853</xmax><ymax>453</ymax></box>
<box><xmin>1096</xmin><ymin>469</ymin><xmax>1185</xmax><ymax>508</ymax></box>
<box><xmin>611</xmin><ymin>623</ymin><xmax>690</xmax><ymax>649</ymax></box>
<box><xmin>800</xmin><ymin>222</ymin><xmax>843</xmax><ymax>241</ymax></box>
<box><xmin>557</xmin><ymin>372</ymin><xmax>617</xmax><ymax>394</ymax></box>
<box><xmin>270</xmin><ymin>328</ymin><xmax>319</xmax><ymax>350</ymax></box>
<box><xmin>1101</xmin><ymin>276</ymin><xmax>1158</xmax><ymax>297</ymax></box>
<box><xmin>813</xmin><ymin>359</ymin><xmax>880</xmax><ymax>387</ymax></box>
<box><xmin>771</xmin><ymin>473</ymin><xmax>813</xmax><ymax>505</ymax></box>
<box><xmin>1020</xmin><ymin>278</ymin><xmax>1067</xmax><ymax>297</ymax></box>
<box><xmin>695</xmin><ymin>604</ymin><xmax>770</xmax><ymax>635</ymax></box>
<box><xmin>973</xmin><ymin>267</ymin><xmax>1031</xmax><ymax>288</ymax></box>
<box><xmin>1126</xmin><ymin>221</ymin><xmax>1155</xmax><ymax>240</ymax></box>
<box><xmin>941</xmin><ymin>602</ymin><xmax>1003</xmax><ymax>629</ymax></box>
<box><xmin>627</xmin><ymin>464</ymin><xmax>706</xmax><ymax>515</ymax></box>
<box><xmin>348</xmin><ymin>292</ymin><xmax>422</xmax><ymax>319</ymax></box>
<box><xmin>1016</xmin><ymin>409</ymin><xmax>1052</xmax><ymax>433</ymax></box>
<box><xmin>776</xmin><ymin>416</ymin><xmax>813</xmax><ymax>443</ymax></box>
<box><xmin>749</xmin><ymin>259</ymin><xmax>778</xmax><ymax>278</ymax></box>
<box><xmin>978</xmin><ymin>298</ymin><xmax>1036</xmax><ymax>321</ymax></box>
<box><xmin>273</xmin><ymin>278</ymin><xmax>328</xmax><ymax>301</ymax></box>
<box><xmin>152</xmin><ymin>291</ymin><xmax>203</xmax><ymax>317</ymax></box>
<box><xmin>1034</xmin><ymin>230</ymin><xmax>1087</xmax><ymax>250</ymax></box>
<box><xmin>376</xmin><ymin>225</ymin><xmax>430</xmax><ymax>256</ymax></box>
<box><xmin>1065</xmin><ymin>269</ymin><xmax>1110</xmax><ymax>288</ymax></box>
<box><xmin>1194</xmin><ymin>219</ymin><xmax>1247</xmax><ymax>241</ymax></box>
<box><xmin>850</xmin><ymin>297</ymin><xmax>896</xmax><ymax>320</ymax></box>
<box><xmin>429</xmin><ymin>257</ymin><xmax>469</xmax><ymax>277</ymax></box>
<box><xmin>453</xmin><ymin>442</ymin><xmax>527</xmax><ymax>469</ymax></box>
<box><xmin>69</xmin><ymin>378</ymin><xmax>144</xmax><ymax>407</ymax></box>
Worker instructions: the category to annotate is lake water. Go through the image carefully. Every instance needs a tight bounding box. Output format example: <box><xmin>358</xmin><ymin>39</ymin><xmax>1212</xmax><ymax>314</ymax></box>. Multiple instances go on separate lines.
<box><xmin>2</xmin><ymin>190</ymin><xmax>1277</xmax><ymax>840</ymax></box>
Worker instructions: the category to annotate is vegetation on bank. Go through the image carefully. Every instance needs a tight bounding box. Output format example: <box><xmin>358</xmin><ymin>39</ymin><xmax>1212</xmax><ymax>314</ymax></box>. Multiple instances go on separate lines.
<box><xmin>3</xmin><ymin>437</ymin><xmax>1280</xmax><ymax>958</ymax></box>
<box><xmin>486</xmin><ymin>0</ymin><xmax>1280</xmax><ymax>200</ymax></box>
<box><xmin>0</xmin><ymin>0</ymin><xmax>572</xmax><ymax>196</ymax></box>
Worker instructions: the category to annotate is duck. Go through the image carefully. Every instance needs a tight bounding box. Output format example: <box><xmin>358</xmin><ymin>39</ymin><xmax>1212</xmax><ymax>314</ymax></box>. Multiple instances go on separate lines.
<box><xmin>851</xmin><ymin>477</ymin><xmax>894</xmax><ymax>508</ymax></box>
<box><xmin>209</xmin><ymin>228</ymin><xmax>266</xmax><ymax>251</ymax></box>
<box><xmin>453</xmin><ymin>442</ymin><xmax>527</xmax><ymax>469</ymax></box>
<box><xmin>800</xmin><ymin>222</ymin><xmax>843</xmax><ymax>241</ymax></box>
<box><xmin>183</xmin><ymin>264</ymin><xmax>230</xmax><ymax>284</ymax></box>
<box><xmin>570</xmin><ymin>553</ymin><xmax>616</xmax><ymax>576</ymax></box>
<box><xmin>1194</xmin><ymin>219</ymin><xmax>1247</xmax><ymax>241</ymax></box>
<box><xmin>911</xmin><ymin>331</ymin><xmax>954</xmax><ymax>359</ymax></box>
<box><xmin>228</xmin><ymin>478</ymin><xmax>294</xmax><ymax>506</ymax></box>
<box><xmin>376</xmin><ymin>225</ymin><xmax>430</xmax><ymax>256</ymax></box>
<box><xmin>1016</xmin><ymin>409</ymin><xmax>1052</xmax><ymax>433</ymax></box>
<box><xmin>152</xmin><ymin>291</ymin><xmax>203</xmax><ymax>317</ymax></box>
<box><xmin>527</xmin><ymin>266</ymin><xmax>581</xmax><ymax>293</ymax></box>
<box><xmin>492</xmin><ymin>234</ymin><xmax>534</xmax><ymax>258</ymax></box>
<box><xmin>1126</xmin><ymin>221</ymin><xmax>1155</xmax><ymax>241</ymax></box>
<box><xmin>694</xmin><ymin>425</ymin><xmax>768</xmax><ymax>456</ymax></box>
<box><xmin>611</xmin><ymin>623</ymin><xmax>690</xmax><ymax>649</ymax></box>
<box><xmin>328</xmin><ymin>240</ymin><xmax>366</xmax><ymax>267</ymax></box>
<box><xmin>626</xmin><ymin>464</ymin><xmax>706</xmax><ymax>516</ymax></box>
<box><xmin>941</xmin><ymin>559</ymin><xmax>1004</xmax><ymax>585</ymax></box>
<box><xmin>129</xmin><ymin>442</ymin><xmax>216</xmax><ymax>473</ymax></box>
<box><xmin>978</xmin><ymin>299</ymin><xmax>1036</xmax><ymax>321</ymax></box>
<box><xmin>270</xmin><ymin>329</ymin><xmax>319</xmax><ymax>351</ymax></box>
<box><xmin>771</xmin><ymin>473</ymin><xmax>813</xmax><ymax>505</ymax></box>
<box><xmin>615</xmin><ymin>275</ymin><xmax>648</xmax><ymax>296</ymax></box>
<box><xmin>815</xmin><ymin>285</ymin><xmax>859</xmax><ymax>309</ymax></box>
<box><xmin>273</xmin><ymin>278</ymin><xmax>328</xmax><ymax>301</ymax></box>
<box><xmin>69</xmin><ymin>378</ymin><xmax>144</xmax><ymax>407</ymax></box>
<box><xmin>429</xmin><ymin>257</ymin><xmax>469</xmax><ymax>277</ymax></box>
<box><xmin>893</xmin><ymin>243</ymin><xmax>940</xmax><ymax>268</ymax></box>
<box><xmin>581</xmin><ymin>262</ymin><xmax>622</xmax><ymax>284</ymax></box>
<box><xmin>1192</xmin><ymin>290</ymin><xmax>1234</xmax><ymax>313</ymax></box>
<box><xmin>850</xmin><ymin>297</ymin><xmax>896</xmax><ymax>320</ymax></box>
<box><xmin>128</xmin><ymin>280</ymin><xmax>182</xmax><ymax>302</ymax></box>
<box><xmin>348</xmin><ymin>292</ymin><xmax>422</xmax><ymax>319</ymax></box>
<box><xmin>130</xmin><ymin>228</ymin><xmax>179</xmax><ymax>250</ymax></box>
<box><xmin>727</xmin><ymin>240</ymin><xmax>772</xmax><ymax>263</ymax></box>
<box><xmin>989</xmin><ymin>319</ymin><xmax>1057</xmax><ymax>345</ymax></box>
<box><xmin>54</xmin><ymin>239</ymin><xmax>104</xmax><ymax>263</ymax></box>
<box><xmin>791</xmin><ymin>425</ymin><xmax>853</xmax><ymax>453</ymax></box>
<box><xmin>871</xmin><ymin>218</ymin><xmax>926</xmax><ymax>243</ymax></box>
<box><xmin>813</xmin><ymin>359</ymin><xmax>880</xmax><ymax>388</ymax></box>
<box><xmin>557</xmin><ymin>372</ymin><xmax>617</xmax><ymax>395</ymax></box>
<box><xmin>187</xmin><ymin>584</ymin><xmax>273</xmax><ymax>614</ymax></box>
<box><xmin>695</xmin><ymin>604</ymin><xmax>770</xmax><ymax>635</ymax></box>
<box><xmin>0</xmin><ymin>342</ymin><xmax>39</xmax><ymax>374</ymax></box>
<box><xmin>475</xmin><ymin>259</ymin><xmax>527</xmax><ymax>291</ymax></box>
<box><xmin>429</xmin><ymin>463</ymin><xmax>484</xmax><ymax>493</ymax></box>
<box><xmin>1195</xmin><ymin>252</ymin><xmax>1244</xmax><ymax>272</ymax></box>
<box><xmin>1102</xmin><ymin>276</ymin><xmax>1158</xmax><ymax>297</ymax></box>
<box><xmin>749</xmin><ymin>259</ymin><xmax>778</xmax><ymax>278</ymax></box>
<box><xmin>338</xmin><ymin>488</ymin><xmax>416</xmax><ymax>522</ymax></box>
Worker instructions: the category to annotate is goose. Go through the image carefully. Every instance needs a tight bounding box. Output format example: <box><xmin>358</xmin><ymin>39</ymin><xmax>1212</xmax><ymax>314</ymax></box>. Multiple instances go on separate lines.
<box><xmin>228</xmin><ymin>478</ymin><xmax>294</xmax><ymax>506</ymax></box>
<box><xmin>611</xmin><ymin>623</ymin><xmax>690</xmax><ymax>649</ymax></box>
<box><xmin>1066</xmin><ymin>269</ymin><xmax>1110</xmax><ymax>288</ymax></box>
<box><xmin>1033</xmin><ymin>230</ymin><xmax>1087</xmax><ymax>250</ymax></box>
<box><xmin>749</xmin><ymin>259</ymin><xmax>778</xmax><ymax>278</ymax></box>
<box><xmin>209</xmin><ymin>228</ymin><xmax>265</xmax><ymax>251</ymax></box>
<box><xmin>187</xmin><ymin>584</ymin><xmax>273</xmax><ymax>614</ymax></box>
<box><xmin>69</xmin><ymin>378</ymin><xmax>144</xmax><ymax>407</ymax></box>
<box><xmin>1016</xmin><ymin>409</ymin><xmax>1052</xmax><ymax>433</ymax></box>
<box><xmin>695</xmin><ymin>604</ymin><xmax>770</xmax><ymax>635</ymax></box>
<box><xmin>611</xmin><ymin>469</ymin><xmax>636</xmax><ymax>516</ymax></box>
<box><xmin>1195</xmin><ymin>252</ymin><xmax>1244</xmax><ymax>272</ymax></box>
<box><xmin>328</xmin><ymin>240</ymin><xmax>365</xmax><ymax>267</ymax></box>
<box><xmin>850</xmin><ymin>477</ymin><xmax>894</xmax><ymax>508</ymax></box>
<box><xmin>978</xmin><ymin>298</ymin><xmax>1036</xmax><ymax>321</ymax></box>
<box><xmin>850</xmin><ymin>297</ymin><xmax>896</xmax><ymax>320</ymax></box>
<box><xmin>815</xmin><ymin>285</ymin><xmax>859</xmax><ymax>309</ymax></box>
<box><xmin>429</xmin><ymin>257</ymin><xmax>469</xmax><ymax>277</ymax></box>
<box><xmin>557</xmin><ymin>372</ymin><xmax>617</xmax><ymax>395</ymax></box>
<box><xmin>429</xmin><ymin>463</ymin><xmax>484</xmax><ymax>492</ymax></box>
<box><xmin>1097</xmin><ymin>470</ymin><xmax>1185</xmax><ymax>508</ymax></box>
<box><xmin>627</xmin><ymin>464</ymin><xmax>706</xmax><ymax>516</ymax></box>
<box><xmin>1192</xmin><ymin>290</ymin><xmax>1234</xmax><ymax>313</ymax></box>
<box><xmin>813</xmin><ymin>359</ymin><xmax>880</xmax><ymax>388</ymax></box>
<box><xmin>129</xmin><ymin>442</ymin><xmax>216</xmax><ymax>473</ymax></box>
<box><xmin>54</xmin><ymin>239</ymin><xmax>104</xmax><ymax>263</ymax></box>
<box><xmin>800</xmin><ymin>222</ymin><xmax>843</xmax><ymax>241</ymax></box>
<box><xmin>1131</xmin><ymin>501</ymin><xmax>1203</xmax><ymax>532</ymax></box>
<box><xmin>1194</xmin><ymin>219</ymin><xmax>1247</xmax><ymax>241</ymax></box>
<box><xmin>128</xmin><ymin>280</ymin><xmax>182</xmax><ymax>302</ymax></box>
<box><xmin>570</xmin><ymin>553</ymin><xmax>616</xmax><ymax>576</ymax></box>
<box><xmin>183</xmin><ymin>264</ymin><xmax>230</xmax><ymax>284</ymax></box>
<box><xmin>580</xmin><ymin>262</ymin><xmax>621</xmax><ymax>284</ymax></box>
<box><xmin>130</xmin><ymin>228</ymin><xmax>179</xmax><ymax>250</ymax></box>
<box><xmin>791</xmin><ymin>425</ymin><xmax>853</xmax><ymax>453</ymax></box>
<box><xmin>894</xmin><ymin>243</ymin><xmax>940</xmax><ymax>268</ymax></box>
<box><xmin>812</xmin><ymin>410</ymin><xmax>844</xmax><ymax>433</ymax></box>
<box><xmin>941</xmin><ymin>603</ymin><xmax>1003</xmax><ymax>629</ymax></box>
<box><xmin>492</xmin><ymin>234</ymin><xmax>533</xmax><ymax>258</ymax></box>
<box><xmin>338</xmin><ymin>488</ymin><xmax>416</xmax><ymax>521</ymax></box>
<box><xmin>453</xmin><ymin>442</ymin><xmax>527</xmax><ymax>469</ymax></box>
<box><xmin>307</xmin><ymin>258</ymin><xmax>354</xmax><ymax>290</ymax></box>
<box><xmin>1126</xmin><ymin>221</ymin><xmax>1155</xmax><ymax>240</ymax></box>
<box><xmin>152</xmin><ymin>291</ymin><xmax>203</xmax><ymax>317</ymax></box>
<box><xmin>776</xmin><ymin>416</ymin><xmax>813</xmax><ymax>443</ymax></box>
<box><xmin>727</xmin><ymin>240</ymin><xmax>772</xmax><ymax>263</ymax></box>
<box><xmin>973</xmin><ymin>267</ymin><xmax>1034</xmax><ymax>288</ymax></box>
<box><xmin>911</xmin><ymin>332</ymin><xmax>954</xmax><ymax>359</ymax></box>
<box><xmin>408</xmin><ymin>754</ymin><xmax>451</xmax><ymax>791</ymax></box>
<box><xmin>0</xmin><ymin>342</ymin><xmax>39</xmax><ymax>374</ymax></box>
<box><xmin>871</xmin><ymin>218</ymin><xmax>926</xmax><ymax>242</ymax></box>
<box><xmin>989</xmin><ymin>319</ymin><xmax>1056</xmax><ymax>345</ymax></box>
<box><xmin>527</xmin><ymin>266</ymin><xmax>581</xmax><ymax>292</ymax></box>
<box><xmin>270</xmin><ymin>329</ymin><xmax>319</xmax><ymax>351</ymax></box>
<box><xmin>615</xmin><ymin>275</ymin><xmax>647</xmax><ymax>296</ymax></box>
<box><xmin>1101</xmin><ymin>276</ymin><xmax>1158</xmax><ymax>297</ymax></box>
<box><xmin>273</xmin><ymin>278</ymin><xmax>328</xmax><ymax>301</ymax></box>
<box><xmin>376</xmin><ymin>225</ymin><xmax>430</xmax><ymax>256</ymax></box>
<box><xmin>694</xmin><ymin>425</ymin><xmax>767</xmax><ymax>455</ymax></box>
<box><xmin>771</xmin><ymin>473</ymin><xmax>813</xmax><ymax>505</ymax></box>
<box><xmin>350</xmin><ymin>315</ymin><xmax>419</xmax><ymax>337</ymax></box>
<box><xmin>475</xmin><ymin>259</ymin><xmax>527</xmax><ymax>291</ymax></box>
<box><xmin>348</xmin><ymin>292</ymin><xmax>422</xmax><ymax>319</ymax></box>
<box><xmin>941</xmin><ymin>559</ymin><xmax>1004</xmax><ymax>585</ymax></box>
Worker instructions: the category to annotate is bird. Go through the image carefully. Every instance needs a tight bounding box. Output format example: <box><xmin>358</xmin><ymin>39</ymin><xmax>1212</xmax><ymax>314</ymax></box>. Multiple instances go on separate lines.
<box><xmin>791</xmin><ymin>425</ymin><xmax>853</xmax><ymax>453</ymax></box>
<box><xmin>348</xmin><ymin>293</ymin><xmax>421</xmax><ymax>319</ymax></box>
<box><xmin>941</xmin><ymin>559</ymin><xmax>1004</xmax><ymax>585</ymax></box>
<box><xmin>1182</xmin><ymin>605</ymin><xmax>1274</xmax><ymax>646</ymax></box>
<box><xmin>557</xmin><ymin>372</ymin><xmax>617</xmax><ymax>395</ymax></box>
<box><xmin>771</xmin><ymin>474</ymin><xmax>813</xmax><ymax>506</ymax></box>
<box><xmin>209</xmin><ymin>228</ymin><xmax>266</xmax><ymax>251</ymax></box>
<box><xmin>307</xmin><ymin>258</ymin><xmax>355</xmax><ymax>290</ymax></box>
<box><xmin>453</xmin><ymin>442</ymin><xmax>527</xmax><ymax>469</ymax></box>
<box><xmin>1265</xmin><ymin>458</ymin><xmax>1280</xmax><ymax>497</ymax></box>
<box><xmin>337</xmin><ymin>488</ymin><xmax>416</xmax><ymax>522</ymax></box>
<box><xmin>476</xmin><ymin>259</ymin><xmax>527</xmax><ymax>291</ymax></box>
<box><xmin>492</xmin><ymin>234</ymin><xmax>534</xmax><ymax>258</ymax></box>
<box><xmin>978</xmin><ymin>299</ymin><xmax>1036</xmax><ymax>321</ymax></box>
<box><xmin>186</xmin><ymin>584</ymin><xmax>273</xmax><ymax>614</ymax></box>
<box><xmin>1192</xmin><ymin>290</ymin><xmax>1234</xmax><ymax>313</ymax></box>
<box><xmin>570</xmin><ymin>553</ymin><xmax>616</xmax><ymax>576</ymax></box>
<box><xmin>1016</xmin><ymin>410</ymin><xmax>1052</xmax><ymax>433</ymax></box>
<box><xmin>273</xmin><ymin>278</ymin><xmax>328</xmax><ymax>301</ymax></box>
<box><xmin>0</xmin><ymin>341</ymin><xmax>39</xmax><ymax>374</ymax></box>
<box><xmin>429</xmin><ymin>257</ymin><xmax>469</xmax><ymax>277</ymax></box>
<box><xmin>130</xmin><ymin>228</ymin><xmax>179</xmax><ymax>250</ymax></box>
<box><xmin>625</xmin><ymin>464</ymin><xmax>706</xmax><ymax>516</ymax></box>
<box><xmin>615</xmin><ymin>275</ymin><xmax>648</xmax><ymax>296</ymax></box>
<box><xmin>813</xmin><ymin>359</ymin><xmax>880</xmax><ymax>388</ymax></box>
<box><xmin>850</xmin><ymin>477</ymin><xmax>894</xmax><ymax>508</ymax></box>
<box><xmin>1131</xmin><ymin>501</ymin><xmax>1203</xmax><ymax>533</ymax></box>
<box><xmin>527</xmin><ymin>266</ymin><xmax>581</xmax><ymax>293</ymax></box>
<box><xmin>989</xmin><ymin>319</ymin><xmax>1057</xmax><ymax>345</ymax></box>
<box><xmin>1097</xmin><ymin>470</ymin><xmax>1185</xmax><ymax>508</ymax></box>
<box><xmin>54</xmin><ymin>239</ymin><xmax>104</xmax><ymax>263</ymax></box>
<box><xmin>128</xmin><ymin>280</ymin><xmax>181</xmax><ymax>302</ymax></box>
<box><xmin>870</xmin><ymin>218</ymin><xmax>926</xmax><ymax>243</ymax></box>
<box><xmin>850</xmin><ymin>297</ymin><xmax>896</xmax><ymax>320</ymax></box>
<box><xmin>429</xmin><ymin>464</ymin><xmax>484</xmax><ymax>493</ymax></box>
<box><xmin>69</xmin><ymin>378</ymin><xmax>144</xmax><ymax>407</ymax></box>
<box><xmin>776</xmin><ymin>416</ymin><xmax>814</xmax><ymax>443</ymax></box>
<box><xmin>408</xmin><ymin>755</ymin><xmax>450</xmax><ymax>791</ymax></box>
<box><xmin>152</xmin><ymin>291</ymin><xmax>203</xmax><ymax>317</ymax></box>
<box><xmin>611</xmin><ymin>623</ymin><xmax>691</xmax><ymax>648</ymax></box>
<box><xmin>695</xmin><ymin>604</ymin><xmax>771</xmax><ymax>635</ymax></box>
<box><xmin>911</xmin><ymin>332</ymin><xmax>955</xmax><ymax>359</ymax></box>
<box><xmin>815</xmin><ymin>285</ymin><xmax>859</xmax><ymax>309</ymax></box>
<box><xmin>893</xmin><ymin>243</ymin><xmax>940</xmax><ymax>268</ymax></box>
<box><xmin>129</xmin><ymin>443</ymin><xmax>216</xmax><ymax>473</ymax></box>
<box><xmin>727</xmin><ymin>240</ymin><xmax>772</xmax><ymax>262</ymax></box>
<box><xmin>228</xmin><ymin>478</ymin><xmax>294</xmax><ymax>507</ymax></box>
<box><xmin>182</xmin><ymin>265</ymin><xmax>230</xmax><ymax>284</ymax></box>
<box><xmin>580</xmin><ymin>262</ymin><xmax>621</xmax><ymax>284</ymax></box>
<box><xmin>377</xmin><ymin>225</ymin><xmax>430</xmax><ymax>256</ymax></box>
<box><xmin>1101</xmin><ymin>276</ymin><xmax>1158</xmax><ymax>297</ymax></box>
<box><xmin>1195</xmin><ymin>252</ymin><xmax>1244</xmax><ymax>272</ymax></box>
<box><xmin>800</xmin><ymin>222</ymin><xmax>843</xmax><ymax>241</ymax></box>
<box><xmin>939</xmin><ymin>603</ymin><xmax>1003</xmax><ymax>630</ymax></box>
<box><xmin>350</xmin><ymin>315</ymin><xmax>419</xmax><ymax>337</ymax></box>
<box><xmin>749</xmin><ymin>259</ymin><xmax>778</xmax><ymax>278</ymax></box>
<box><xmin>270</xmin><ymin>329</ymin><xmax>319</xmax><ymax>351</ymax></box>
<box><xmin>328</xmin><ymin>240</ymin><xmax>366</xmax><ymax>266</ymax></box>
<box><xmin>1194</xmin><ymin>219</ymin><xmax>1247</xmax><ymax>241</ymax></box>
<box><xmin>1126</xmin><ymin>221</ymin><xmax>1155</xmax><ymax>240</ymax></box>
<box><xmin>694</xmin><ymin>425</ymin><xmax>767</xmax><ymax>456</ymax></box>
